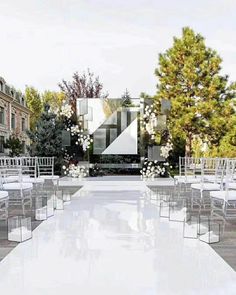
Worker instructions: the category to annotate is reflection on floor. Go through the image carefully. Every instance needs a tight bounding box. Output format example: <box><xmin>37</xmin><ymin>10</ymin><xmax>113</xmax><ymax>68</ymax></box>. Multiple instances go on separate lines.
<box><xmin>0</xmin><ymin>184</ymin><xmax>236</xmax><ymax>295</ymax></box>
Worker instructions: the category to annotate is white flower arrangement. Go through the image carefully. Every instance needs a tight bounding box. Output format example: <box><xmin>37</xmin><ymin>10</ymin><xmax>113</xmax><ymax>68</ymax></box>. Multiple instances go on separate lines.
<box><xmin>76</xmin><ymin>134</ymin><xmax>93</xmax><ymax>151</ymax></box>
<box><xmin>140</xmin><ymin>158</ymin><xmax>169</xmax><ymax>179</ymax></box>
<box><xmin>63</xmin><ymin>164</ymin><xmax>89</xmax><ymax>178</ymax></box>
<box><xmin>160</xmin><ymin>140</ymin><xmax>173</xmax><ymax>159</ymax></box>
<box><xmin>141</xmin><ymin>104</ymin><xmax>159</xmax><ymax>136</ymax></box>
<box><xmin>67</xmin><ymin>124</ymin><xmax>93</xmax><ymax>152</ymax></box>
<box><xmin>60</xmin><ymin>104</ymin><xmax>73</xmax><ymax>118</ymax></box>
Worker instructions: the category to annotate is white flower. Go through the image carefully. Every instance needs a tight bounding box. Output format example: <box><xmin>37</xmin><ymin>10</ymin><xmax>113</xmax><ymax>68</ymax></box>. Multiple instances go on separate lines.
<box><xmin>60</xmin><ymin>104</ymin><xmax>73</xmax><ymax>118</ymax></box>
<box><xmin>160</xmin><ymin>141</ymin><xmax>173</xmax><ymax>159</ymax></box>
<box><xmin>67</xmin><ymin>164</ymin><xmax>88</xmax><ymax>178</ymax></box>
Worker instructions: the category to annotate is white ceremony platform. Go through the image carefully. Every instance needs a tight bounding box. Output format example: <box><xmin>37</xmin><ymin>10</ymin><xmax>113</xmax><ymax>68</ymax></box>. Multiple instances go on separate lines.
<box><xmin>0</xmin><ymin>176</ymin><xmax>236</xmax><ymax>295</ymax></box>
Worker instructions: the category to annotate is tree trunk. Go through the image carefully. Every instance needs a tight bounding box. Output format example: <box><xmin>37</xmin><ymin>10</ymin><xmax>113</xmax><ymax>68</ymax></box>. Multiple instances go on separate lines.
<box><xmin>185</xmin><ymin>133</ymin><xmax>193</xmax><ymax>157</ymax></box>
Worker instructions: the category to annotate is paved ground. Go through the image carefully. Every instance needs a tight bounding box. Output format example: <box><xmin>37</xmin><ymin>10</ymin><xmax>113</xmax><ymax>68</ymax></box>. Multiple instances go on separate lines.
<box><xmin>0</xmin><ymin>183</ymin><xmax>235</xmax><ymax>294</ymax></box>
<box><xmin>0</xmin><ymin>187</ymin><xmax>78</xmax><ymax>261</ymax></box>
<box><xmin>149</xmin><ymin>186</ymin><xmax>236</xmax><ymax>271</ymax></box>
<box><xmin>0</xmin><ymin>219</ymin><xmax>41</xmax><ymax>261</ymax></box>
<box><xmin>211</xmin><ymin>220</ymin><xmax>236</xmax><ymax>270</ymax></box>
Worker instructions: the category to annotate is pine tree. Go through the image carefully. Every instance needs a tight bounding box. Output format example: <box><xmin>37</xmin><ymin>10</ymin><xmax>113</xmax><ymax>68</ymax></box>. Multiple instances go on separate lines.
<box><xmin>155</xmin><ymin>27</ymin><xmax>236</xmax><ymax>156</ymax></box>
<box><xmin>121</xmin><ymin>88</ymin><xmax>132</xmax><ymax>107</ymax></box>
<box><xmin>27</xmin><ymin>104</ymin><xmax>64</xmax><ymax>173</ymax></box>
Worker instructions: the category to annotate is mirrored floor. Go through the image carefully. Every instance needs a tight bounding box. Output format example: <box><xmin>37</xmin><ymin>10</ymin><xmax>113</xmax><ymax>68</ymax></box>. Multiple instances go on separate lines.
<box><xmin>0</xmin><ymin>185</ymin><xmax>236</xmax><ymax>295</ymax></box>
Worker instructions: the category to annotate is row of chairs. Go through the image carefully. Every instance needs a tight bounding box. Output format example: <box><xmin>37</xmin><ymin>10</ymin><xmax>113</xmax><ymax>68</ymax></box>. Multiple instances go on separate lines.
<box><xmin>0</xmin><ymin>157</ymin><xmax>59</xmax><ymax>221</ymax></box>
<box><xmin>0</xmin><ymin>157</ymin><xmax>57</xmax><ymax>179</ymax></box>
<box><xmin>175</xmin><ymin>157</ymin><xmax>236</xmax><ymax>219</ymax></box>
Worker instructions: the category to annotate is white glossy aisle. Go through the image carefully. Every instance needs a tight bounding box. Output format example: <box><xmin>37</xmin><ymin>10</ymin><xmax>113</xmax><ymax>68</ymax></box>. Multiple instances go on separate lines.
<box><xmin>0</xmin><ymin>184</ymin><xmax>236</xmax><ymax>295</ymax></box>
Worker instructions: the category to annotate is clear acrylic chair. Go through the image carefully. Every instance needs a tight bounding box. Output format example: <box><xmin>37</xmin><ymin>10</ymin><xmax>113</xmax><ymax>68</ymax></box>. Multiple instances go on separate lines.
<box><xmin>21</xmin><ymin>157</ymin><xmax>52</xmax><ymax>220</ymax></box>
<box><xmin>37</xmin><ymin>157</ymin><xmax>61</xmax><ymax>210</ymax></box>
<box><xmin>1</xmin><ymin>168</ymin><xmax>33</xmax><ymax>216</ymax></box>
<box><xmin>210</xmin><ymin>159</ymin><xmax>236</xmax><ymax>220</ymax></box>
<box><xmin>174</xmin><ymin>157</ymin><xmax>201</xmax><ymax>195</ymax></box>
<box><xmin>191</xmin><ymin>158</ymin><xmax>223</xmax><ymax>213</ymax></box>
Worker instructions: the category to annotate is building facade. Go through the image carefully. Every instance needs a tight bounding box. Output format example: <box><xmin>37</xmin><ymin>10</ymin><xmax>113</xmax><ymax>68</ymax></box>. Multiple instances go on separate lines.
<box><xmin>0</xmin><ymin>76</ymin><xmax>30</xmax><ymax>155</ymax></box>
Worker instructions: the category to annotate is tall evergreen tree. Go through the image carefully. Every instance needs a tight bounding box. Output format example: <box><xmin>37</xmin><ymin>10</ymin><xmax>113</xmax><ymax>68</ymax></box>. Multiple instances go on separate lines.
<box><xmin>27</xmin><ymin>104</ymin><xmax>64</xmax><ymax>173</ymax></box>
<box><xmin>155</xmin><ymin>27</ymin><xmax>236</xmax><ymax>156</ymax></box>
<box><xmin>121</xmin><ymin>88</ymin><xmax>132</xmax><ymax>107</ymax></box>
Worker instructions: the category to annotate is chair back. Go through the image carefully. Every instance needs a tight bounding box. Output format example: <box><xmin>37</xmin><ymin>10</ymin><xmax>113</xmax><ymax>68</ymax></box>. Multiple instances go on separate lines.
<box><xmin>225</xmin><ymin>159</ymin><xmax>236</xmax><ymax>189</ymax></box>
<box><xmin>21</xmin><ymin>157</ymin><xmax>37</xmax><ymax>178</ymax></box>
<box><xmin>4</xmin><ymin>157</ymin><xmax>21</xmax><ymax>169</ymax></box>
<box><xmin>201</xmin><ymin>157</ymin><xmax>226</xmax><ymax>188</ymax></box>
<box><xmin>179</xmin><ymin>157</ymin><xmax>201</xmax><ymax>177</ymax></box>
<box><xmin>37</xmin><ymin>157</ymin><xmax>55</xmax><ymax>177</ymax></box>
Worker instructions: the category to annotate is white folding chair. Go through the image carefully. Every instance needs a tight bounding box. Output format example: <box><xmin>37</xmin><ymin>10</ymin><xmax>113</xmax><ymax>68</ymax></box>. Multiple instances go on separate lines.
<box><xmin>21</xmin><ymin>157</ymin><xmax>44</xmax><ymax>185</ymax></box>
<box><xmin>210</xmin><ymin>159</ymin><xmax>236</xmax><ymax>219</ymax></box>
<box><xmin>174</xmin><ymin>157</ymin><xmax>201</xmax><ymax>198</ymax></box>
<box><xmin>0</xmin><ymin>168</ymin><xmax>33</xmax><ymax>216</ymax></box>
<box><xmin>191</xmin><ymin>158</ymin><xmax>223</xmax><ymax>211</ymax></box>
<box><xmin>37</xmin><ymin>157</ymin><xmax>59</xmax><ymax>180</ymax></box>
<box><xmin>37</xmin><ymin>157</ymin><xmax>61</xmax><ymax>210</ymax></box>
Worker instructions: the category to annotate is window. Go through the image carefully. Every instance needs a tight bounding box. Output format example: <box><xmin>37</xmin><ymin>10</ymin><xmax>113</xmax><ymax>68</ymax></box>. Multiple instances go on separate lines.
<box><xmin>0</xmin><ymin>136</ymin><xmax>4</xmax><ymax>153</ymax></box>
<box><xmin>0</xmin><ymin>107</ymin><xmax>4</xmax><ymax>125</ymax></box>
<box><xmin>22</xmin><ymin>117</ymin><xmax>26</xmax><ymax>131</ymax></box>
<box><xmin>11</xmin><ymin>113</ymin><xmax>15</xmax><ymax>129</ymax></box>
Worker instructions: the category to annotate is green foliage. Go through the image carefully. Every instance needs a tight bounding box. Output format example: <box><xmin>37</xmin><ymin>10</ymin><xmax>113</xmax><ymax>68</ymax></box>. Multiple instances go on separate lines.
<box><xmin>59</xmin><ymin>69</ymin><xmax>108</xmax><ymax>122</ymax></box>
<box><xmin>25</xmin><ymin>86</ymin><xmax>43</xmax><ymax>130</ymax></box>
<box><xmin>42</xmin><ymin>90</ymin><xmax>65</xmax><ymax>113</ymax></box>
<box><xmin>155</xmin><ymin>27</ymin><xmax>236</xmax><ymax>157</ymax></box>
<box><xmin>211</xmin><ymin>114</ymin><xmax>236</xmax><ymax>157</ymax></box>
<box><xmin>168</xmin><ymin>136</ymin><xmax>185</xmax><ymax>167</ymax></box>
<box><xmin>4</xmin><ymin>136</ymin><xmax>23</xmax><ymax>157</ymax></box>
<box><xmin>121</xmin><ymin>89</ymin><xmax>132</xmax><ymax>107</ymax></box>
<box><xmin>26</xmin><ymin>104</ymin><xmax>64</xmax><ymax>173</ymax></box>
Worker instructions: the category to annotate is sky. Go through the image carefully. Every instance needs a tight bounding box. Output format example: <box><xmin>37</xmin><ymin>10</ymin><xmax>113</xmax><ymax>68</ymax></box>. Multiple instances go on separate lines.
<box><xmin>0</xmin><ymin>0</ymin><xmax>236</xmax><ymax>97</ymax></box>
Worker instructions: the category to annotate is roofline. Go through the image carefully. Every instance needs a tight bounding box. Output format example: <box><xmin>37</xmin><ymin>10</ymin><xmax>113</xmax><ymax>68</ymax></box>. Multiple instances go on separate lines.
<box><xmin>0</xmin><ymin>90</ymin><xmax>30</xmax><ymax>114</ymax></box>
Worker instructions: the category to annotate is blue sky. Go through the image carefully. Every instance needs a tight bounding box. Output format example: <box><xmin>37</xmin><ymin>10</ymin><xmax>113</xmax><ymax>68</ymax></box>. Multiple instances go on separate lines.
<box><xmin>0</xmin><ymin>0</ymin><xmax>236</xmax><ymax>97</ymax></box>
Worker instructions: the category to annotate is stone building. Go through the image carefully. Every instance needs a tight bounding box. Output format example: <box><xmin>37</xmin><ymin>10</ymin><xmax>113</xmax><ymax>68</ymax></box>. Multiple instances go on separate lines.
<box><xmin>0</xmin><ymin>76</ymin><xmax>30</xmax><ymax>155</ymax></box>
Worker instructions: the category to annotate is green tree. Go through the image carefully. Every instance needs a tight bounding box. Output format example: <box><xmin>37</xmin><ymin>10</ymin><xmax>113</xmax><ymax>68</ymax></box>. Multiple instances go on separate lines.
<box><xmin>4</xmin><ymin>136</ymin><xmax>23</xmax><ymax>157</ymax></box>
<box><xmin>155</xmin><ymin>27</ymin><xmax>236</xmax><ymax>156</ymax></box>
<box><xmin>121</xmin><ymin>88</ymin><xmax>132</xmax><ymax>107</ymax></box>
<box><xmin>25</xmin><ymin>86</ymin><xmax>43</xmax><ymax>130</ymax></box>
<box><xmin>26</xmin><ymin>104</ymin><xmax>64</xmax><ymax>173</ymax></box>
<box><xmin>217</xmin><ymin>114</ymin><xmax>236</xmax><ymax>157</ymax></box>
<box><xmin>42</xmin><ymin>90</ymin><xmax>65</xmax><ymax>113</ymax></box>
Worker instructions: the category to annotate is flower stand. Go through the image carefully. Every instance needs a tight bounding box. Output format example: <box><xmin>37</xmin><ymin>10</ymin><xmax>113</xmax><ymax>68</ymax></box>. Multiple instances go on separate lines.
<box><xmin>159</xmin><ymin>196</ymin><xmax>170</xmax><ymax>218</ymax></box>
<box><xmin>8</xmin><ymin>216</ymin><xmax>32</xmax><ymax>242</ymax></box>
<box><xmin>183</xmin><ymin>213</ymin><xmax>199</xmax><ymax>239</ymax></box>
<box><xmin>35</xmin><ymin>196</ymin><xmax>47</xmax><ymax>221</ymax></box>
<box><xmin>198</xmin><ymin>215</ymin><xmax>222</xmax><ymax>244</ymax></box>
<box><xmin>169</xmin><ymin>196</ymin><xmax>188</xmax><ymax>222</ymax></box>
<box><xmin>55</xmin><ymin>191</ymin><xmax>64</xmax><ymax>210</ymax></box>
